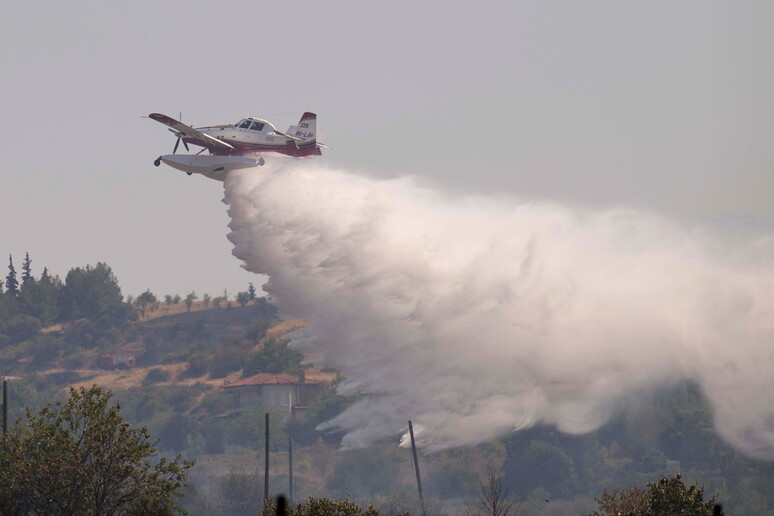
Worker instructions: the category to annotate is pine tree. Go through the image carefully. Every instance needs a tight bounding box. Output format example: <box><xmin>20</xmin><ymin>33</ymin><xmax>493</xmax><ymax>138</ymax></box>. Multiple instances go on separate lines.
<box><xmin>248</xmin><ymin>282</ymin><xmax>256</xmax><ymax>301</ymax></box>
<box><xmin>21</xmin><ymin>252</ymin><xmax>32</xmax><ymax>287</ymax></box>
<box><xmin>5</xmin><ymin>255</ymin><xmax>19</xmax><ymax>297</ymax></box>
<box><xmin>21</xmin><ymin>266</ymin><xmax>60</xmax><ymax>325</ymax></box>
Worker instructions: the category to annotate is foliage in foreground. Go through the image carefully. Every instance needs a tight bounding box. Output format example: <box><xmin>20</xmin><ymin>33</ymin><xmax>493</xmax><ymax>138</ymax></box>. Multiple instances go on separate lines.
<box><xmin>0</xmin><ymin>385</ymin><xmax>193</xmax><ymax>515</ymax></box>
<box><xmin>260</xmin><ymin>497</ymin><xmax>385</xmax><ymax>516</ymax></box>
<box><xmin>589</xmin><ymin>473</ymin><xmax>721</xmax><ymax>516</ymax></box>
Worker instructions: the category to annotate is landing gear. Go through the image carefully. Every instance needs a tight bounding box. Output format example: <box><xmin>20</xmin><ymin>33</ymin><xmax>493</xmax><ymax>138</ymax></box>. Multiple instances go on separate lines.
<box><xmin>258</xmin><ymin>157</ymin><xmax>265</xmax><ymax>166</ymax></box>
<box><xmin>187</xmin><ymin>172</ymin><xmax>193</xmax><ymax>176</ymax></box>
<box><xmin>153</xmin><ymin>158</ymin><xmax>161</xmax><ymax>167</ymax></box>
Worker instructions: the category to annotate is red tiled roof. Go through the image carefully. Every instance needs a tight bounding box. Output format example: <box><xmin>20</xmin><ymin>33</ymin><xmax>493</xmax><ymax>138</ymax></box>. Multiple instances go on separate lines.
<box><xmin>221</xmin><ymin>373</ymin><xmax>320</xmax><ymax>389</ymax></box>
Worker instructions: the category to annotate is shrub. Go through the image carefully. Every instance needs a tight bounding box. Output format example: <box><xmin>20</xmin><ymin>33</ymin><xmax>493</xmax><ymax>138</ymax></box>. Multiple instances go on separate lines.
<box><xmin>185</xmin><ymin>351</ymin><xmax>209</xmax><ymax>378</ymax></box>
<box><xmin>143</xmin><ymin>368</ymin><xmax>171</xmax><ymax>386</ymax></box>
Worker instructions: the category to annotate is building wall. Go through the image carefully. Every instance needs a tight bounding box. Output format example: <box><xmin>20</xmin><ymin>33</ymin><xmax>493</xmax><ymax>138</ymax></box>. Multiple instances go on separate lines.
<box><xmin>233</xmin><ymin>382</ymin><xmax>324</xmax><ymax>413</ymax></box>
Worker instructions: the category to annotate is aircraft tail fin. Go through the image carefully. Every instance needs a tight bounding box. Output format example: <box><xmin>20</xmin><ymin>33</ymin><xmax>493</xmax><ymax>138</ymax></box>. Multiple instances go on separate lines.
<box><xmin>286</xmin><ymin>112</ymin><xmax>317</xmax><ymax>142</ymax></box>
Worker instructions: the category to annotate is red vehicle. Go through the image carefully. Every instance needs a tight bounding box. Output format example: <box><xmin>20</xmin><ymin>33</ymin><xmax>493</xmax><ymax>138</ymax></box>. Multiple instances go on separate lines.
<box><xmin>99</xmin><ymin>354</ymin><xmax>135</xmax><ymax>370</ymax></box>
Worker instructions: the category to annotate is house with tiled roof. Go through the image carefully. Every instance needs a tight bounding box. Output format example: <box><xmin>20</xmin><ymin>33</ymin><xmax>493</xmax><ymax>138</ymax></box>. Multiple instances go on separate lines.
<box><xmin>220</xmin><ymin>370</ymin><xmax>323</xmax><ymax>417</ymax></box>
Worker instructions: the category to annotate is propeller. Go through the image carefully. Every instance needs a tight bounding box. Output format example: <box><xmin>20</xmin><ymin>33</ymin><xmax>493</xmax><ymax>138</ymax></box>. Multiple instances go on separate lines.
<box><xmin>172</xmin><ymin>136</ymin><xmax>189</xmax><ymax>154</ymax></box>
<box><xmin>172</xmin><ymin>111</ymin><xmax>190</xmax><ymax>154</ymax></box>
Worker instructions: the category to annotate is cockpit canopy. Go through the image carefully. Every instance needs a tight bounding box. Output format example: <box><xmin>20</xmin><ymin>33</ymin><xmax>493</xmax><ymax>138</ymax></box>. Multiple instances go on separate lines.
<box><xmin>235</xmin><ymin>117</ymin><xmax>275</xmax><ymax>132</ymax></box>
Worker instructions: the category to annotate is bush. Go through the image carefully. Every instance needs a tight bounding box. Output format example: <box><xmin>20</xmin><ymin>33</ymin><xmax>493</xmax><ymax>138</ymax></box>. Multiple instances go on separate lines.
<box><xmin>157</xmin><ymin>413</ymin><xmax>195</xmax><ymax>452</ymax></box>
<box><xmin>208</xmin><ymin>335</ymin><xmax>249</xmax><ymax>379</ymax></box>
<box><xmin>30</xmin><ymin>333</ymin><xmax>63</xmax><ymax>368</ymax></box>
<box><xmin>41</xmin><ymin>370</ymin><xmax>82</xmax><ymax>387</ymax></box>
<box><xmin>6</xmin><ymin>314</ymin><xmax>42</xmax><ymax>344</ymax></box>
<box><xmin>212</xmin><ymin>472</ymin><xmax>264</xmax><ymax>516</ymax></box>
<box><xmin>261</xmin><ymin>497</ymin><xmax>381</xmax><ymax>516</ymax></box>
<box><xmin>63</xmin><ymin>319</ymin><xmax>98</xmax><ymax>349</ymax></box>
<box><xmin>143</xmin><ymin>368</ymin><xmax>171</xmax><ymax>386</ymax></box>
<box><xmin>185</xmin><ymin>350</ymin><xmax>209</xmax><ymax>378</ymax></box>
<box><xmin>244</xmin><ymin>318</ymin><xmax>272</xmax><ymax>343</ymax></box>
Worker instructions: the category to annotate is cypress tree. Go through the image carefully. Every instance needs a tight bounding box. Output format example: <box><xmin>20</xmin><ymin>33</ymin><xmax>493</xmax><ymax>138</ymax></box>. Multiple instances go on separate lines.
<box><xmin>22</xmin><ymin>252</ymin><xmax>32</xmax><ymax>287</ymax></box>
<box><xmin>5</xmin><ymin>255</ymin><xmax>19</xmax><ymax>297</ymax></box>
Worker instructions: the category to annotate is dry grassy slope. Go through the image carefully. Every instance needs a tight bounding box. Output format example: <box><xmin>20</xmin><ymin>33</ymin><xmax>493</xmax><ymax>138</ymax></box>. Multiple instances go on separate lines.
<box><xmin>40</xmin><ymin>299</ymin><xmax>231</xmax><ymax>334</ymax></box>
<box><xmin>137</xmin><ymin>299</ymin><xmax>221</xmax><ymax>321</ymax></box>
<box><xmin>53</xmin><ymin>302</ymin><xmax>334</xmax><ymax>394</ymax></box>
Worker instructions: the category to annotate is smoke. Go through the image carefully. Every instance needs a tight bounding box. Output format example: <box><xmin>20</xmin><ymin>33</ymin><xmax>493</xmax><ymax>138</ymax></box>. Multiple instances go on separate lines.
<box><xmin>224</xmin><ymin>159</ymin><xmax>774</xmax><ymax>458</ymax></box>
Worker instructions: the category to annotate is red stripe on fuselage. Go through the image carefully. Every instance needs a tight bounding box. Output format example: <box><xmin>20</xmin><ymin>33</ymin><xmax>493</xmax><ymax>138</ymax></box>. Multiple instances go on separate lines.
<box><xmin>181</xmin><ymin>137</ymin><xmax>321</xmax><ymax>157</ymax></box>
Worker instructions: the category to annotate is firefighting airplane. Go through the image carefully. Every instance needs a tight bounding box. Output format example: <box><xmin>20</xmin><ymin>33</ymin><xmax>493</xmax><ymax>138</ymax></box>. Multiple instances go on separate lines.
<box><xmin>149</xmin><ymin>112</ymin><xmax>326</xmax><ymax>180</ymax></box>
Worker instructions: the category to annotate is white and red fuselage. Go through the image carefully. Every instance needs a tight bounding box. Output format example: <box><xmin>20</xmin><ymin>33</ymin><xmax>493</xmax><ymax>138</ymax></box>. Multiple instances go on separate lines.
<box><xmin>150</xmin><ymin>112</ymin><xmax>324</xmax><ymax>180</ymax></box>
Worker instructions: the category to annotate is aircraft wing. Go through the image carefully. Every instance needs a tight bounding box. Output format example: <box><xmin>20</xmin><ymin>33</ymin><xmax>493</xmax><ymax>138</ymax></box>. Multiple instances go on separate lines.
<box><xmin>149</xmin><ymin>113</ymin><xmax>235</xmax><ymax>152</ymax></box>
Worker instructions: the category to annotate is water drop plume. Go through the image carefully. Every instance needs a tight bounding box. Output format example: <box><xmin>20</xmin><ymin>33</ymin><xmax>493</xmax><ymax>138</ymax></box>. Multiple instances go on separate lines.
<box><xmin>224</xmin><ymin>159</ymin><xmax>774</xmax><ymax>457</ymax></box>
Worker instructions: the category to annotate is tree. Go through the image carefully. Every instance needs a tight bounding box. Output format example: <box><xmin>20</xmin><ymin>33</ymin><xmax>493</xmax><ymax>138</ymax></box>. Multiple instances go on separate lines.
<box><xmin>5</xmin><ymin>255</ymin><xmax>19</xmax><ymax>297</ymax></box>
<box><xmin>136</xmin><ymin>289</ymin><xmax>158</xmax><ymax>307</ymax></box>
<box><xmin>244</xmin><ymin>337</ymin><xmax>303</xmax><ymax>375</ymax></box>
<box><xmin>588</xmin><ymin>473</ymin><xmax>720</xmax><ymax>516</ymax></box>
<box><xmin>649</xmin><ymin>474</ymin><xmax>719</xmax><ymax>515</ymax></box>
<box><xmin>58</xmin><ymin>263</ymin><xmax>136</xmax><ymax>329</ymax></box>
<box><xmin>591</xmin><ymin>486</ymin><xmax>649</xmax><ymax>515</ymax></box>
<box><xmin>467</xmin><ymin>467</ymin><xmax>519</xmax><ymax>516</ymax></box>
<box><xmin>0</xmin><ymin>386</ymin><xmax>192</xmax><ymax>515</ymax></box>
<box><xmin>184</xmin><ymin>291</ymin><xmax>198</xmax><ymax>313</ymax></box>
<box><xmin>236</xmin><ymin>291</ymin><xmax>250</xmax><ymax>307</ymax></box>
<box><xmin>21</xmin><ymin>251</ymin><xmax>32</xmax><ymax>288</ymax></box>
<box><xmin>21</xmin><ymin>267</ymin><xmax>60</xmax><ymax>325</ymax></box>
<box><xmin>248</xmin><ymin>282</ymin><xmax>256</xmax><ymax>301</ymax></box>
<box><xmin>136</xmin><ymin>289</ymin><xmax>158</xmax><ymax>318</ymax></box>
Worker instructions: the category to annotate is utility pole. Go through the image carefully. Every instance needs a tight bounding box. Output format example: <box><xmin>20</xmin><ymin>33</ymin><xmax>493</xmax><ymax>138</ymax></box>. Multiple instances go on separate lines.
<box><xmin>288</xmin><ymin>435</ymin><xmax>294</xmax><ymax>504</ymax></box>
<box><xmin>264</xmin><ymin>413</ymin><xmax>270</xmax><ymax>505</ymax></box>
<box><xmin>2</xmin><ymin>379</ymin><xmax>7</xmax><ymax>434</ymax></box>
<box><xmin>409</xmin><ymin>420</ymin><xmax>426</xmax><ymax>516</ymax></box>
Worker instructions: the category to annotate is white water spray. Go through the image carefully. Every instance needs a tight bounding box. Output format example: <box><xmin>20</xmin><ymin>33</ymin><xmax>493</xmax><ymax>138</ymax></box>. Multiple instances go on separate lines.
<box><xmin>224</xmin><ymin>159</ymin><xmax>774</xmax><ymax>457</ymax></box>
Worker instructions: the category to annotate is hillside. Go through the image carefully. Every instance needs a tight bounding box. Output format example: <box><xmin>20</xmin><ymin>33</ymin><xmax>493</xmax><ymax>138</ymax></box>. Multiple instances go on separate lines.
<box><xmin>27</xmin><ymin>300</ymin><xmax>334</xmax><ymax>394</ymax></box>
<box><xmin>3</xmin><ymin>275</ymin><xmax>773</xmax><ymax>513</ymax></box>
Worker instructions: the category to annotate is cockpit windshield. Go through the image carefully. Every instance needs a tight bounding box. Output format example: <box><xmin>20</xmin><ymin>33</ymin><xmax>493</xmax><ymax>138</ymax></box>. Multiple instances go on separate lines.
<box><xmin>250</xmin><ymin>122</ymin><xmax>265</xmax><ymax>131</ymax></box>
<box><xmin>238</xmin><ymin>120</ymin><xmax>251</xmax><ymax>129</ymax></box>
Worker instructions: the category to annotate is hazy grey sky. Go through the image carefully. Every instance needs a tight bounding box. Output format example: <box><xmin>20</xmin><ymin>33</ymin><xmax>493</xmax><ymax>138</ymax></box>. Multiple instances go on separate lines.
<box><xmin>2</xmin><ymin>1</ymin><xmax>773</xmax><ymax>297</ymax></box>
